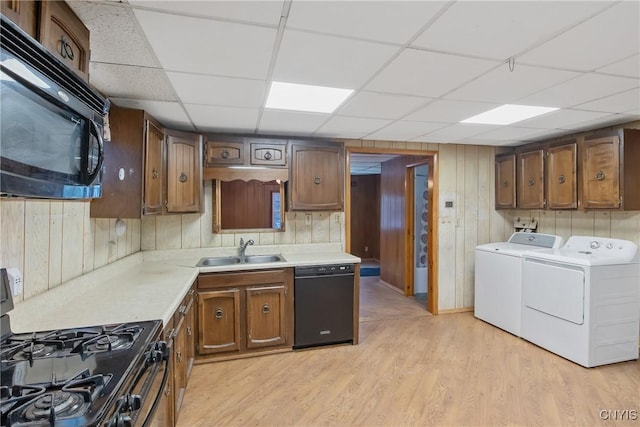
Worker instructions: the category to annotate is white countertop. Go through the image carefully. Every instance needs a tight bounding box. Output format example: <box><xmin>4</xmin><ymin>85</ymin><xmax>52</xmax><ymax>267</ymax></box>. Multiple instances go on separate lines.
<box><xmin>9</xmin><ymin>244</ymin><xmax>360</xmax><ymax>333</ymax></box>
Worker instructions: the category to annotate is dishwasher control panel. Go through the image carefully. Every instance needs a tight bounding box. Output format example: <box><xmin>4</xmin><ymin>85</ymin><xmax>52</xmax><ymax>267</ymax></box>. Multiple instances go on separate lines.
<box><xmin>294</xmin><ymin>264</ymin><xmax>355</xmax><ymax>277</ymax></box>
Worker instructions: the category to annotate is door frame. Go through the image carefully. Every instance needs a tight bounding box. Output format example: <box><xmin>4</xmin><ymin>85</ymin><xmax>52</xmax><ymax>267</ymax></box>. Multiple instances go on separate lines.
<box><xmin>345</xmin><ymin>147</ymin><xmax>439</xmax><ymax>314</ymax></box>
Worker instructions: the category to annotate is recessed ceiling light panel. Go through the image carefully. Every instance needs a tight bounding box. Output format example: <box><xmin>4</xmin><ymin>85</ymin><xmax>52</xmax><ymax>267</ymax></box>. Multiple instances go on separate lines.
<box><xmin>461</xmin><ymin>104</ymin><xmax>559</xmax><ymax>125</ymax></box>
<box><xmin>265</xmin><ymin>81</ymin><xmax>353</xmax><ymax>113</ymax></box>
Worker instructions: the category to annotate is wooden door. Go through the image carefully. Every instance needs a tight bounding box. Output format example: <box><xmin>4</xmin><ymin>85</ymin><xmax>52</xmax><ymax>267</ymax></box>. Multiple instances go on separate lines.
<box><xmin>517</xmin><ymin>150</ymin><xmax>545</xmax><ymax>209</ymax></box>
<box><xmin>495</xmin><ymin>154</ymin><xmax>516</xmax><ymax>209</ymax></box>
<box><xmin>582</xmin><ymin>135</ymin><xmax>620</xmax><ymax>209</ymax></box>
<box><xmin>172</xmin><ymin>315</ymin><xmax>187</xmax><ymax>417</ymax></box>
<box><xmin>245</xmin><ymin>285</ymin><xmax>287</xmax><ymax>349</ymax></box>
<box><xmin>198</xmin><ymin>289</ymin><xmax>241</xmax><ymax>354</ymax></box>
<box><xmin>546</xmin><ymin>142</ymin><xmax>577</xmax><ymax>209</ymax></box>
<box><xmin>290</xmin><ymin>144</ymin><xmax>344</xmax><ymax>210</ymax></box>
<box><xmin>166</xmin><ymin>131</ymin><xmax>202</xmax><ymax>213</ymax></box>
<box><xmin>144</xmin><ymin>120</ymin><xmax>164</xmax><ymax>215</ymax></box>
<box><xmin>184</xmin><ymin>290</ymin><xmax>196</xmax><ymax>378</ymax></box>
<box><xmin>1</xmin><ymin>0</ymin><xmax>38</xmax><ymax>37</ymax></box>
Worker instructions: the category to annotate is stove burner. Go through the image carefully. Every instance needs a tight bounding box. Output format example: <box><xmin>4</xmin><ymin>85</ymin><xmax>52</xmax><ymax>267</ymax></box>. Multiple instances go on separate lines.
<box><xmin>23</xmin><ymin>391</ymin><xmax>85</xmax><ymax>421</ymax></box>
<box><xmin>15</xmin><ymin>343</ymin><xmax>57</xmax><ymax>360</ymax></box>
<box><xmin>91</xmin><ymin>335</ymin><xmax>128</xmax><ymax>351</ymax></box>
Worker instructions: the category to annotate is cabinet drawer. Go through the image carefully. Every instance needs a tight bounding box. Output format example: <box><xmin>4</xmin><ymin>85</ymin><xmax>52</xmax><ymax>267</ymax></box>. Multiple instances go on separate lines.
<box><xmin>251</xmin><ymin>143</ymin><xmax>287</xmax><ymax>167</ymax></box>
<box><xmin>204</xmin><ymin>142</ymin><xmax>245</xmax><ymax>166</ymax></box>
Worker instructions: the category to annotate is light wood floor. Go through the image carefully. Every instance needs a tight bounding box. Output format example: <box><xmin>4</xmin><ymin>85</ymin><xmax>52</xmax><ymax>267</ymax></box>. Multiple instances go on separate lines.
<box><xmin>178</xmin><ymin>277</ymin><xmax>640</xmax><ymax>427</ymax></box>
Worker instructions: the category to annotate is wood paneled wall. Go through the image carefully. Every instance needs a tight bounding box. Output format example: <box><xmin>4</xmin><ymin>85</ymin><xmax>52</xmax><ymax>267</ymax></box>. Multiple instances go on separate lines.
<box><xmin>379</xmin><ymin>155</ymin><xmax>426</xmax><ymax>291</ymax></box>
<box><xmin>220</xmin><ymin>180</ymin><xmax>279</xmax><ymax>229</ymax></box>
<box><xmin>349</xmin><ymin>175</ymin><xmax>380</xmax><ymax>259</ymax></box>
<box><xmin>0</xmin><ymin>199</ymin><xmax>141</xmax><ymax>303</ymax></box>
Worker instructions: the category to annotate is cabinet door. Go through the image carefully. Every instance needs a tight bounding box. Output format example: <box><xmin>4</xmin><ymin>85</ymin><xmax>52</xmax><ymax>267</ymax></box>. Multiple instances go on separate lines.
<box><xmin>290</xmin><ymin>144</ymin><xmax>344</xmax><ymax>211</ymax></box>
<box><xmin>184</xmin><ymin>290</ymin><xmax>196</xmax><ymax>379</ymax></box>
<box><xmin>166</xmin><ymin>131</ymin><xmax>202</xmax><ymax>213</ymax></box>
<box><xmin>495</xmin><ymin>154</ymin><xmax>516</xmax><ymax>209</ymax></box>
<box><xmin>198</xmin><ymin>289</ymin><xmax>241</xmax><ymax>354</ymax></box>
<box><xmin>517</xmin><ymin>150</ymin><xmax>545</xmax><ymax>209</ymax></box>
<box><xmin>582</xmin><ymin>135</ymin><xmax>620</xmax><ymax>209</ymax></box>
<box><xmin>246</xmin><ymin>285</ymin><xmax>287</xmax><ymax>348</ymax></box>
<box><xmin>38</xmin><ymin>1</ymin><xmax>90</xmax><ymax>82</ymax></box>
<box><xmin>204</xmin><ymin>141</ymin><xmax>245</xmax><ymax>166</ymax></box>
<box><xmin>251</xmin><ymin>143</ymin><xmax>287</xmax><ymax>167</ymax></box>
<box><xmin>144</xmin><ymin>120</ymin><xmax>164</xmax><ymax>215</ymax></box>
<box><xmin>173</xmin><ymin>315</ymin><xmax>187</xmax><ymax>418</ymax></box>
<box><xmin>547</xmin><ymin>142</ymin><xmax>577</xmax><ymax>209</ymax></box>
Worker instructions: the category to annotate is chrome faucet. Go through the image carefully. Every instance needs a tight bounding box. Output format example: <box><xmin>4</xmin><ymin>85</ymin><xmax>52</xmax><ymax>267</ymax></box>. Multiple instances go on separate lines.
<box><xmin>239</xmin><ymin>238</ymin><xmax>254</xmax><ymax>258</ymax></box>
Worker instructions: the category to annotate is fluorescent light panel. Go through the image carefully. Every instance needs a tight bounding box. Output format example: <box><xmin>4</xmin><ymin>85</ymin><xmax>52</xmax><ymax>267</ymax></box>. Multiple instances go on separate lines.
<box><xmin>266</xmin><ymin>81</ymin><xmax>353</xmax><ymax>113</ymax></box>
<box><xmin>461</xmin><ymin>104</ymin><xmax>559</xmax><ymax>125</ymax></box>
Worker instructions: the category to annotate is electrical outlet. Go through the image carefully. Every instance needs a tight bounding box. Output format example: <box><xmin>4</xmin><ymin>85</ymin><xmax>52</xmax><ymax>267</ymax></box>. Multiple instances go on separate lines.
<box><xmin>6</xmin><ymin>268</ymin><xmax>22</xmax><ymax>296</ymax></box>
<box><xmin>305</xmin><ymin>214</ymin><xmax>312</xmax><ymax>225</ymax></box>
<box><xmin>364</xmin><ymin>246</ymin><xmax>369</xmax><ymax>252</ymax></box>
<box><xmin>334</xmin><ymin>213</ymin><xmax>341</xmax><ymax>223</ymax></box>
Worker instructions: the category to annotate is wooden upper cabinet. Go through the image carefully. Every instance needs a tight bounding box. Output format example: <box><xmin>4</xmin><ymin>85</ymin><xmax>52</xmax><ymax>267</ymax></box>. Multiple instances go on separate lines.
<box><xmin>581</xmin><ymin>133</ymin><xmax>621</xmax><ymax>209</ymax></box>
<box><xmin>495</xmin><ymin>154</ymin><xmax>516</xmax><ymax>209</ymax></box>
<box><xmin>1</xmin><ymin>0</ymin><xmax>38</xmax><ymax>37</ymax></box>
<box><xmin>38</xmin><ymin>1</ymin><xmax>90</xmax><ymax>82</ymax></box>
<box><xmin>251</xmin><ymin>142</ymin><xmax>287</xmax><ymax>167</ymax></box>
<box><xmin>546</xmin><ymin>141</ymin><xmax>577</xmax><ymax>209</ymax></box>
<box><xmin>143</xmin><ymin>120</ymin><xmax>164</xmax><ymax>215</ymax></box>
<box><xmin>290</xmin><ymin>143</ymin><xmax>344</xmax><ymax>211</ymax></box>
<box><xmin>166</xmin><ymin>130</ymin><xmax>202</xmax><ymax>213</ymax></box>
<box><xmin>517</xmin><ymin>149</ymin><xmax>545</xmax><ymax>209</ymax></box>
<box><xmin>204</xmin><ymin>141</ymin><xmax>245</xmax><ymax>166</ymax></box>
<box><xmin>245</xmin><ymin>285</ymin><xmax>287</xmax><ymax>349</ymax></box>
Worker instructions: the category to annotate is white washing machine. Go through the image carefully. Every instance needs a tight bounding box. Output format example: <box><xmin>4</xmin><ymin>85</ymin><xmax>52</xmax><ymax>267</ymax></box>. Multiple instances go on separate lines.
<box><xmin>522</xmin><ymin>236</ymin><xmax>640</xmax><ymax>368</ymax></box>
<box><xmin>474</xmin><ymin>232</ymin><xmax>563</xmax><ymax>336</ymax></box>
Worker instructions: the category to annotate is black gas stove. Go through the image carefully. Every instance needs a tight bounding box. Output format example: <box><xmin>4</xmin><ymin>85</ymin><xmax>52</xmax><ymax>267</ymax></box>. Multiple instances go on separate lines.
<box><xmin>0</xmin><ymin>269</ymin><xmax>168</xmax><ymax>427</ymax></box>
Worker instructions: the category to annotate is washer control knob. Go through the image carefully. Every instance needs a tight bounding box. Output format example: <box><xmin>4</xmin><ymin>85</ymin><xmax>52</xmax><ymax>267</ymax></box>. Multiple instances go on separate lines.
<box><xmin>605</xmin><ymin>242</ymin><xmax>614</xmax><ymax>249</ymax></box>
<box><xmin>590</xmin><ymin>241</ymin><xmax>600</xmax><ymax>249</ymax></box>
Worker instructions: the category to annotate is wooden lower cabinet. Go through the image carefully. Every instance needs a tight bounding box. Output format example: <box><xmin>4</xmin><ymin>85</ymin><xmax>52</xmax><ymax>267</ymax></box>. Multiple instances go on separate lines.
<box><xmin>197</xmin><ymin>269</ymin><xmax>293</xmax><ymax>361</ymax></box>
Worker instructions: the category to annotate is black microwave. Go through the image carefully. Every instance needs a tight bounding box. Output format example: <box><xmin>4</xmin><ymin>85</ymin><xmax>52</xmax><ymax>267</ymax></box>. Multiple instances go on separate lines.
<box><xmin>0</xmin><ymin>15</ymin><xmax>108</xmax><ymax>199</ymax></box>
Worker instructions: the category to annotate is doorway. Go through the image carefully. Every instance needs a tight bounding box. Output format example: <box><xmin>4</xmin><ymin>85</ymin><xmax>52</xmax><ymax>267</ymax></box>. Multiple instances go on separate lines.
<box><xmin>346</xmin><ymin>148</ymin><xmax>438</xmax><ymax>314</ymax></box>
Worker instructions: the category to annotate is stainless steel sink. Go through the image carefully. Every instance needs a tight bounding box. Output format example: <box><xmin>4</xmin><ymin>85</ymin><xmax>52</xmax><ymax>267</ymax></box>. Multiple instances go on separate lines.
<box><xmin>196</xmin><ymin>256</ymin><xmax>242</xmax><ymax>267</ymax></box>
<box><xmin>243</xmin><ymin>254</ymin><xmax>286</xmax><ymax>264</ymax></box>
<box><xmin>196</xmin><ymin>254</ymin><xmax>285</xmax><ymax>267</ymax></box>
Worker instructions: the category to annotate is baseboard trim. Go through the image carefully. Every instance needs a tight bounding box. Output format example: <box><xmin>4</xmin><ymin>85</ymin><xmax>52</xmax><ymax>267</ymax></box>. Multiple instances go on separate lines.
<box><xmin>438</xmin><ymin>307</ymin><xmax>474</xmax><ymax>315</ymax></box>
<box><xmin>378</xmin><ymin>279</ymin><xmax>404</xmax><ymax>295</ymax></box>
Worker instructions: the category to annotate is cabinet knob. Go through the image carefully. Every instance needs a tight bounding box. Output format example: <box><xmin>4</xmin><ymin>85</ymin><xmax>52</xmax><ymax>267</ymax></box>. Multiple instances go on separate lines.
<box><xmin>177</xmin><ymin>351</ymin><xmax>183</xmax><ymax>362</ymax></box>
<box><xmin>262</xmin><ymin>303</ymin><xmax>270</xmax><ymax>314</ymax></box>
<box><xmin>179</xmin><ymin>172</ymin><xmax>188</xmax><ymax>183</ymax></box>
<box><xmin>502</xmin><ymin>180</ymin><xmax>509</xmax><ymax>188</ymax></box>
<box><xmin>595</xmin><ymin>170</ymin><xmax>605</xmax><ymax>181</ymax></box>
<box><xmin>215</xmin><ymin>308</ymin><xmax>224</xmax><ymax>319</ymax></box>
<box><xmin>313</xmin><ymin>177</ymin><xmax>321</xmax><ymax>185</ymax></box>
<box><xmin>221</xmin><ymin>150</ymin><xmax>230</xmax><ymax>159</ymax></box>
<box><xmin>152</xmin><ymin>169</ymin><xmax>159</xmax><ymax>179</ymax></box>
<box><xmin>558</xmin><ymin>174</ymin><xmax>566</xmax><ymax>184</ymax></box>
<box><xmin>187</xmin><ymin>326</ymin><xmax>192</xmax><ymax>336</ymax></box>
<box><xmin>527</xmin><ymin>178</ymin><xmax>535</xmax><ymax>186</ymax></box>
<box><xmin>264</xmin><ymin>151</ymin><xmax>272</xmax><ymax>160</ymax></box>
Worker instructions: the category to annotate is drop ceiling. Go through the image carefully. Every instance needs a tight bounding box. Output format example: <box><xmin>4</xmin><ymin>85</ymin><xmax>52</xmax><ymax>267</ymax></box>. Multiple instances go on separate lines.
<box><xmin>70</xmin><ymin>0</ymin><xmax>640</xmax><ymax>146</ymax></box>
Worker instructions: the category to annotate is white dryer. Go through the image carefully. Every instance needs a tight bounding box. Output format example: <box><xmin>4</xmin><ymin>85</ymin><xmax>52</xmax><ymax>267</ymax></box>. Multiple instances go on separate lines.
<box><xmin>474</xmin><ymin>232</ymin><xmax>563</xmax><ymax>336</ymax></box>
<box><xmin>522</xmin><ymin>236</ymin><xmax>640</xmax><ymax>368</ymax></box>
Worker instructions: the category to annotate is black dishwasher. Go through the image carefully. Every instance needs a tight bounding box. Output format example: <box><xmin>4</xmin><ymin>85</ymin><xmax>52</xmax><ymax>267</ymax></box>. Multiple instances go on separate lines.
<box><xmin>294</xmin><ymin>264</ymin><xmax>354</xmax><ymax>349</ymax></box>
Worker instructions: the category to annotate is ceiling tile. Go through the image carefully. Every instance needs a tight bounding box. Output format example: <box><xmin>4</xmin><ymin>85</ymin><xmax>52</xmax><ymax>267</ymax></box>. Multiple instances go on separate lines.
<box><xmin>446</xmin><ymin>65</ymin><xmax>580</xmax><ymax>104</ymax></box>
<box><xmin>287</xmin><ymin>1</ymin><xmax>446</xmax><ymax>44</ymax></box>
<box><xmin>411</xmin><ymin>1</ymin><xmax>610</xmax><ymax>59</ymax></box>
<box><xmin>407</xmin><ymin>99</ymin><xmax>499</xmax><ymax>123</ymax></box>
<box><xmin>68</xmin><ymin>2</ymin><xmax>159</xmax><ymax>67</ymax></box>
<box><xmin>89</xmin><ymin>63</ymin><xmax>177</xmax><ymax>101</ymax></box>
<box><xmin>366</xmin><ymin>49</ymin><xmax>497</xmax><ymax>97</ymax></box>
<box><xmin>315</xmin><ymin>116</ymin><xmax>392</xmax><ymax>139</ymax></box>
<box><xmin>133</xmin><ymin>10</ymin><xmax>276</xmax><ymax>79</ymax></box>
<box><xmin>475</xmin><ymin>126</ymin><xmax>555</xmax><ymax>141</ymax></box>
<box><xmin>109</xmin><ymin>98</ymin><xmax>194</xmax><ymax>131</ymax></box>
<box><xmin>167</xmin><ymin>72</ymin><xmax>265</xmax><ymax>108</ymax></box>
<box><xmin>184</xmin><ymin>104</ymin><xmax>259</xmax><ymax>133</ymax></box>
<box><xmin>273</xmin><ymin>30</ymin><xmax>398</xmax><ymax>88</ymax></box>
<box><xmin>258</xmin><ymin>110</ymin><xmax>329</xmax><ymax>135</ymax></box>
<box><xmin>574</xmin><ymin>88</ymin><xmax>640</xmax><ymax>114</ymax></box>
<box><xmin>337</xmin><ymin>92</ymin><xmax>431</xmax><ymax>120</ymax></box>
<box><xmin>517</xmin><ymin>73</ymin><xmax>638</xmax><ymax>108</ymax></box>
<box><xmin>365</xmin><ymin>121</ymin><xmax>446</xmax><ymax>141</ymax></box>
<box><xmin>564</xmin><ymin>113</ymin><xmax>640</xmax><ymax>132</ymax></box>
<box><xmin>597</xmin><ymin>54</ymin><xmax>640</xmax><ymax>78</ymax></box>
<box><xmin>519</xmin><ymin>2</ymin><xmax>640</xmax><ymax>71</ymax></box>
<box><xmin>128</xmin><ymin>1</ymin><xmax>284</xmax><ymax>25</ymax></box>
<box><xmin>415</xmin><ymin>123</ymin><xmax>497</xmax><ymax>143</ymax></box>
<box><xmin>517</xmin><ymin>109</ymin><xmax>614</xmax><ymax>130</ymax></box>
